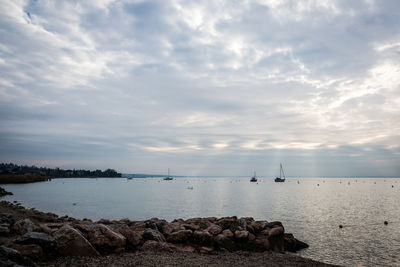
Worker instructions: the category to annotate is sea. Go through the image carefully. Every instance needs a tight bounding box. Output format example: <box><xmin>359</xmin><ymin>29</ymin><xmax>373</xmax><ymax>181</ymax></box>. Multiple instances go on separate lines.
<box><xmin>1</xmin><ymin>177</ymin><xmax>400</xmax><ymax>267</ymax></box>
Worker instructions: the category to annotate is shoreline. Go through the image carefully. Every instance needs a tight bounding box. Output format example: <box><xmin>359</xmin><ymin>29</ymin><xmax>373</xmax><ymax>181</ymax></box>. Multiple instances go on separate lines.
<box><xmin>0</xmin><ymin>199</ymin><xmax>340</xmax><ymax>267</ymax></box>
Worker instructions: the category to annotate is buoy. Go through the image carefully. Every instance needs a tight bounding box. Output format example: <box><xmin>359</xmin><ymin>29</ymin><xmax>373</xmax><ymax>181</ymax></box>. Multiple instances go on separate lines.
<box><xmin>384</xmin><ymin>221</ymin><xmax>388</xmax><ymax>225</ymax></box>
<box><xmin>339</xmin><ymin>224</ymin><xmax>343</xmax><ymax>228</ymax></box>
<box><xmin>392</xmin><ymin>185</ymin><xmax>394</xmax><ymax>188</ymax></box>
<box><xmin>317</xmin><ymin>184</ymin><xmax>319</xmax><ymax>186</ymax></box>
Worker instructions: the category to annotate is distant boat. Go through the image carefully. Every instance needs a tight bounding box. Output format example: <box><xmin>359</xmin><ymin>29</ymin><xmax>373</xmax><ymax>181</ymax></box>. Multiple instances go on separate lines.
<box><xmin>127</xmin><ymin>177</ymin><xmax>133</xmax><ymax>180</ymax></box>
<box><xmin>250</xmin><ymin>171</ymin><xmax>258</xmax><ymax>182</ymax></box>
<box><xmin>163</xmin><ymin>168</ymin><xmax>173</xmax><ymax>180</ymax></box>
<box><xmin>274</xmin><ymin>163</ymin><xmax>286</xmax><ymax>182</ymax></box>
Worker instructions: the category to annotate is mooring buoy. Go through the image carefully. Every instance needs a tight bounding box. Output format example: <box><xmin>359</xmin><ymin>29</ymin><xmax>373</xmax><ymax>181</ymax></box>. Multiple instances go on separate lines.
<box><xmin>384</xmin><ymin>221</ymin><xmax>388</xmax><ymax>225</ymax></box>
<box><xmin>339</xmin><ymin>224</ymin><xmax>343</xmax><ymax>228</ymax></box>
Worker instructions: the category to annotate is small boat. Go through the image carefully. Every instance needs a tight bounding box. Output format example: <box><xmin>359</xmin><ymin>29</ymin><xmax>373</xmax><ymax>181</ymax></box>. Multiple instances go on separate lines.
<box><xmin>250</xmin><ymin>171</ymin><xmax>258</xmax><ymax>182</ymax></box>
<box><xmin>163</xmin><ymin>168</ymin><xmax>173</xmax><ymax>180</ymax></box>
<box><xmin>274</xmin><ymin>163</ymin><xmax>286</xmax><ymax>182</ymax></box>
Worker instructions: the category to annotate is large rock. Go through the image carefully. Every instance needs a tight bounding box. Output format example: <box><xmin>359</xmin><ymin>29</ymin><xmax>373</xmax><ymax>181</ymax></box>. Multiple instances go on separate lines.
<box><xmin>214</xmin><ymin>234</ymin><xmax>236</xmax><ymax>252</ymax></box>
<box><xmin>234</xmin><ymin>230</ymin><xmax>249</xmax><ymax>241</ymax></box>
<box><xmin>217</xmin><ymin>217</ymin><xmax>237</xmax><ymax>230</ymax></box>
<box><xmin>247</xmin><ymin>237</ymin><xmax>270</xmax><ymax>252</ymax></box>
<box><xmin>0</xmin><ymin>213</ymin><xmax>13</xmax><ymax>236</ymax></box>
<box><xmin>0</xmin><ymin>245</ymin><xmax>35</xmax><ymax>267</ymax></box>
<box><xmin>182</xmin><ymin>223</ymin><xmax>200</xmax><ymax>231</ymax></box>
<box><xmin>78</xmin><ymin>224</ymin><xmax>126</xmax><ymax>254</ymax></box>
<box><xmin>53</xmin><ymin>226</ymin><xmax>99</xmax><ymax>256</ymax></box>
<box><xmin>118</xmin><ymin>225</ymin><xmax>142</xmax><ymax>247</ymax></box>
<box><xmin>206</xmin><ymin>224</ymin><xmax>222</xmax><ymax>235</ymax></box>
<box><xmin>143</xmin><ymin>228</ymin><xmax>166</xmax><ymax>242</ymax></box>
<box><xmin>141</xmin><ymin>240</ymin><xmax>172</xmax><ymax>252</ymax></box>
<box><xmin>284</xmin><ymin>233</ymin><xmax>309</xmax><ymax>252</ymax></box>
<box><xmin>11</xmin><ymin>244</ymin><xmax>43</xmax><ymax>261</ymax></box>
<box><xmin>249</xmin><ymin>221</ymin><xmax>267</xmax><ymax>233</ymax></box>
<box><xmin>222</xmin><ymin>229</ymin><xmax>233</xmax><ymax>238</ymax></box>
<box><xmin>161</xmin><ymin>222</ymin><xmax>183</xmax><ymax>236</ymax></box>
<box><xmin>166</xmin><ymin>230</ymin><xmax>192</xmax><ymax>244</ymax></box>
<box><xmin>15</xmin><ymin>232</ymin><xmax>56</xmax><ymax>252</ymax></box>
<box><xmin>185</xmin><ymin>218</ymin><xmax>212</xmax><ymax>229</ymax></box>
<box><xmin>13</xmin><ymin>219</ymin><xmax>36</xmax><ymax>235</ymax></box>
<box><xmin>192</xmin><ymin>230</ymin><xmax>213</xmax><ymax>246</ymax></box>
<box><xmin>267</xmin><ymin>226</ymin><xmax>284</xmax><ymax>237</ymax></box>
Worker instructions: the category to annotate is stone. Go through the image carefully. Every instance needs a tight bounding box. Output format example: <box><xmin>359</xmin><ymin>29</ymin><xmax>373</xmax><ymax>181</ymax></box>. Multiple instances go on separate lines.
<box><xmin>166</xmin><ymin>230</ymin><xmax>192</xmax><ymax>244</ymax></box>
<box><xmin>222</xmin><ymin>229</ymin><xmax>233</xmax><ymax>238</ymax></box>
<box><xmin>11</xmin><ymin>244</ymin><xmax>43</xmax><ymax>261</ymax></box>
<box><xmin>214</xmin><ymin>234</ymin><xmax>236</xmax><ymax>252</ymax></box>
<box><xmin>141</xmin><ymin>240</ymin><xmax>172</xmax><ymax>252</ymax></box>
<box><xmin>192</xmin><ymin>230</ymin><xmax>213</xmax><ymax>246</ymax></box>
<box><xmin>160</xmin><ymin>222</ymin><xmax>174</xmax><ymax>235</ymax></box>
<box><xmin>39</xmin><ymin>223</ymin><xmax>64</xmax><ymax>234</ymax></box>
<box><xmin>250</xmin><ymin>221</ymin><xmax>267</xmax><ymax>233</ymax></box>
<box><xmin>234</xmin><ymin>230</ymin><xmax>249</xmax><ymax>241</ymax></box>
<box><xmin>284</xmin><ymin>233</ymin><xmax>309</xmax><ymax>252</ymax></box>
<box><xmin>0</xmin><ymin>213</ymin><xmax>13</xmax><ymax>236</ymax></box>
<box><xmin>118</xmin><ymin>225</ymin><xmax>142</xmax><ymax>247</ymax></box>
<box><xmin>81</xmin><ymin>224</ymin><xmax>126</xmax><ymax>254</ymax></box>
<box><xmin>130</xmin><ymin>222</ymin><xmax>147</xmax><ymax>231</ymax></box>
<box><xmin>217</xmin><ymin>217</ymin><xmax>237</xmax><ymax>230</ymax></box>
<box><xmin>13</xmin><ymin>219</ymin><xmax>36</xmax><ymax>235</ymax></box>
<box><xmin>182</xmin><ymin>223</ymin><xmax>200</xmax><ymax>231</ymax></box>
<box><xmin>206</xmin><ymin>224</ymin><xmax>222</xmax><ymax>235</ymax></box>
<box><xmin>0</xmin><ymin>245</ymin><xmax>35</xmax><ymax>267</ymax></box>
<box><xmin>15</xmin><ymin>232</ymin><xmax>56</xmax><ymax>252</ymax></box>
<box><xmin>268</xmin><ymin>226</ymin><xmax>284</xmax><ymax>237</ymax></box>
<box><xmin>199</xmin><ymin>246</ymin><xmax>214</xmax><ymax>254</ymax></box>
<box><xmin>143</xmin><ymin>228</ymin><xmax>166</xmax><ymax>242</ymax></box>
<box><xmin>53</xmin><ymin>226</ymin><xmax>99</xmax><ymax>256</ymax></box>
<box><xmin>176</xmin><ymin>245</ymin><xmax>195</xmax><ymax>253</ymax></box>
<box><xmin>185</xmin><ymin>218</ymin><xmax>211</xmax><ymax>229</ymax></box>
<box><xmin>248</xmin><ymin>237</ymin><xmax>270</xmax><ymax>252</ymax></box>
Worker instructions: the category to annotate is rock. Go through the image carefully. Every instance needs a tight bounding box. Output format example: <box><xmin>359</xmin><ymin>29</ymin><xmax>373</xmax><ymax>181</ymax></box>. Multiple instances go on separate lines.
<box><xmin>214</xmin><ymin>234</ymin><xmax>236</xmax><ymax>252</ymax></box>
<box><xmin>118</xmin><ymin>225</ymin><xmax>142</xmax><ymax>247</ymax></box>
<box><xmin>0</xmin><ymin>213</ymin><xmax>13</xmax><ymax>236</ymax></box>
<box><xmin>39</xmin><ymin>223</ymin><xmax>64</xmax><ymax>234</ymax></box>
<box><xmin>248</xmin><ymin>232</ymin><xmax>256</xmax><ymax>241</ymax></box>
<box><xmin>234</xmin><ymin>230</ymin><xmax>249</xmax><ymax>241</ymax></box>
<box><xmin>141</xmin><ymin>240</ymin><xmax>172</xmax><ymax>252</ymax></box>
<box><xmin>0</xmin><ymin>187</ymin><xmax>13</xmax><ymax>197</ymax></box>
<box><xmin>176</xmin><ymin>245</ymin><xmax>195</xmax><ymax>253</ymax></box>
<box><xmin>222</xmin><ymin>229</ymin><xmax>233</xmax><ymax>238</ymax></box>
<box><xmin>199</xmin><ymin>246</ymin><xmax>214</xmax><ymax>254</ymax></box>
<box><xmin>192</xmin><ymin>230</ymin><xmax>213</xmax><ymax>246</ymax></box>
<box><xmin>217</xmin><ymin>217</ymin><xmax>237</xmax><ymax>230</ymax></box>
<box><xmin>0</xmin><ymin>245</ymin><xmax>35</xmax><ymax>267</ymax></box>
<box><xmin>161</xmin><ymin>222</ymin><xmax>184</xmax><ymax>236</ymax></box>
<box><xmin>246</xmin><ymin>225</ymin><xmax>255</xmax><ymax>234</ymax></box>
<box><xmin>267</xmin><ymin>221</ymin><xmax>284</xmax><ymax>230</ymax></box>
<box><xmin>268</xmin><ymin>226</ymin><xmax>284</xmax><ymax>237</ymax></box>
<box><xmin>130</xmin><ymin>222</ymin><xmax>147</xmax><ymax>231</ymax></box>
<box><xmin>185</xmin><ymin>218</ymin><xmax>211</xmax><ymax>229</ymax></box>
<box><xmin>0</xmin><ymin>223</ymin><xmax>10</xmax><ymax>236</ymax></box>
<box><xmin>15</xmin><ymin>232</ymin><xmax>56</xmax><ymax>252</ymax></box>
<box><xmin>233</xmin><ymin>218</ymin><xmax>247</xmax><ymax>231</ymax></box>
<box><xmin>143</xmin><ymin>228</ymin><xmax>166</xmax><ymax>243</ymax></box>
<box><xmin>206</xmin><ymin>224</ymin><xmax>222</xmax><ymax>235</ymax></box>
<box><xmin>13</xmin><ymin>219</ymin><xmax>36</xmax><ymax>235</ymax></box>
<box><xmin>182</xmin><ymin>223</ymin><xmax>200</xmax><ymax>231</ymax></box>
<box><xmin>284</xmin><ymin>233</ymin><xmax>309</xmax><ymax>252</ymax></box>
<box><xmin>247</xmin><ymin>237</ymin><xmax>270</xmax><ymax>252</ymax></box>
<box><xmin>11</xmin><ymin>244</ymin><xmax>43</xmax><ymax>261</ymax></box>
<box><xmin>268</xmin><ymin>233</ymin><xmax>284</xmax><ymax>253</ymax></box>
<box><xmin>53</xmin><ymin>226</ymin><xmax>99</xmax><ymax>256</ymax></box>
<box><xmin>250</xmin><ymin>221</ymin><xmax>267</xmax><ymax>233</ymax></box>
<box><xmin>166</xmin><ymin>230</ymin><xmax>192</xmax><ymax>244</ymax></box>
<box><xmin>80</xmin><ymin>224</ymin><xmax>126</xmax><ymax>254</ymax></box>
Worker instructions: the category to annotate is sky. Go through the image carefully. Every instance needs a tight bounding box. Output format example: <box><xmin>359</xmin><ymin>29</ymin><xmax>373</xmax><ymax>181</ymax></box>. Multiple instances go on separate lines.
<box><xmin>0</xmin><ymin>0</ymin><xmax>399</xmax><ymax>177</ymax></box>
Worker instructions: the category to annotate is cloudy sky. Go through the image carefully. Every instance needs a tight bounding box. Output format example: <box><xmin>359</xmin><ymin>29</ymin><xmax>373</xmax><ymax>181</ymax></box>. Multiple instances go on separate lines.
<box><xmin>0</xmin><ymin>0</ymin><xmax>399</xmax><ymax>176</ymax></box>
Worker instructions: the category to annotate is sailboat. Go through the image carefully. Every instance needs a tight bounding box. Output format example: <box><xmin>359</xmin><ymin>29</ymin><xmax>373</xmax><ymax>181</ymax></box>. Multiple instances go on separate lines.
<box><xmin>163</xmin><ymin>168</ymin><xmax>173</xmax><ymax>180</ymax></box>
<box><xmin>250</xmin><ymin>171</ymin><xmax>258</xmax><ymax>182</ymax></box>
<box><xmin>274</xmin><ymin>163</ymin><xmax>286</xmax><ymax>182</ymax></box>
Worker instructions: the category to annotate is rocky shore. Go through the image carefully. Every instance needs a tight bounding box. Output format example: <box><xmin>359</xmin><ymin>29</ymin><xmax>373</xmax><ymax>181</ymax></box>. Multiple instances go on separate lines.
<box><xmin>0</xmin><ymin>200</ymin><xmax>338</xmax><ymax>266</ymax></box>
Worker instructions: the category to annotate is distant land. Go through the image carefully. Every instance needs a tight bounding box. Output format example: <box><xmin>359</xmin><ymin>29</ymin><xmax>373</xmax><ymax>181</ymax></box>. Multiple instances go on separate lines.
<box><xmin>0</xmin><ymin>163</ymin><xmax>121</xmax><ymax>183</ymax></box>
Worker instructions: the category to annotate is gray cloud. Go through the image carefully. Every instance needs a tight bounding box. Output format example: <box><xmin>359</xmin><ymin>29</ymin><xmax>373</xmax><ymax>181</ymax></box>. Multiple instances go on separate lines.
<box><xmin>0</xmin><ymin>0</ymin><xmax>399</xmax><ymax>176</ymax></box>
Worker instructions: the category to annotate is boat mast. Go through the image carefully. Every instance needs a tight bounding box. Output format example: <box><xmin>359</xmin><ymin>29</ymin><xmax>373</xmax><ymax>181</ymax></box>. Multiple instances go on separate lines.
<box><xmin>280</xmin><ymin>163</ymin><xmax>286</xmax><ymax>180</ymax></box>
<box><xmin>168</xmin><ymin>168</ymin><xmax>170</xmax><ymax>178</ymax></box>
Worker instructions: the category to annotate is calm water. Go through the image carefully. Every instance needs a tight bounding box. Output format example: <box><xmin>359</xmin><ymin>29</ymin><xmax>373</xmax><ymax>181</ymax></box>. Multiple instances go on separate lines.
<box><xmin>2</xmin><ymin>177</ymin><xmax>400</xmax><ymax>267</ymax></box>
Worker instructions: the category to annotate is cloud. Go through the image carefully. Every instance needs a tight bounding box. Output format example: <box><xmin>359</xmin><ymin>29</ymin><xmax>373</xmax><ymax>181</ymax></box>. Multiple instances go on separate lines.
<box><xmin>0</xmin><ymin>0</ymin><xmax>399</xmax><ymax>176</ymax></box>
